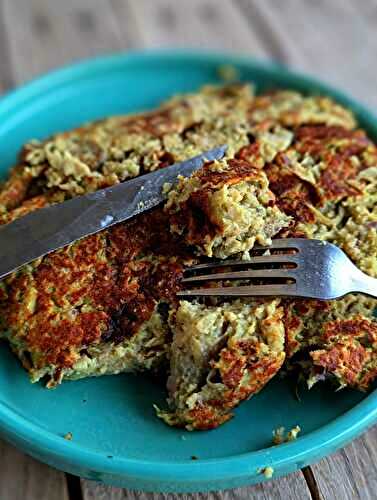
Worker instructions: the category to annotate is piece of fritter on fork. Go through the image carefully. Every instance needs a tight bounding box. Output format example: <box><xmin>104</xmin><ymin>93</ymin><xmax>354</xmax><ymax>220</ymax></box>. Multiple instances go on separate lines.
<box><xmin>165</xmin><ymin>158</ymin><xmax>291</xmax><ymax>258</ymax></box>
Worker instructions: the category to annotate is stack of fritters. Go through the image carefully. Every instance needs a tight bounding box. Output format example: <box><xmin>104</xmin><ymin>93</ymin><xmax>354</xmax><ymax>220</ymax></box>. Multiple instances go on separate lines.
<box><xmin>0</xmin><ymin>84</ymin><xmax>376</xmax><ymax>429</ymax></box>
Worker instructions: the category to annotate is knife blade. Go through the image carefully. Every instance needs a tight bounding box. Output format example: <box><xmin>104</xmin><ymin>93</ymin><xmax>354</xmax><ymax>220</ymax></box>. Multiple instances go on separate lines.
<box><xmin>0</xmin><ymin>145</ymin><xmax>227</xmax><ymax>280</ymax></box>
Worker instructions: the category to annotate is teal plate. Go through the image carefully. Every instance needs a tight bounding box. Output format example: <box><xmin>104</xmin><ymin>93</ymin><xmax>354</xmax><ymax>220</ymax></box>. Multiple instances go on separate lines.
<box><xmin>0</xmin><ymin>51</ymin><xmax>376</xmax><ymax>493</ymax></box>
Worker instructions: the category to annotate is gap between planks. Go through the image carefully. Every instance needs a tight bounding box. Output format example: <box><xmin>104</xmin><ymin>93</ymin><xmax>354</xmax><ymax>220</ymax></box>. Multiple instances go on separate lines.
<box><xmin>66</xmin><ymin>473</ymin><xmax>84</xmax><ymax>500</ymax></box>
<box><xmin>302</xmin><ymin>467</ymin><xmax>323</xmax><ymax>500</ymax></box>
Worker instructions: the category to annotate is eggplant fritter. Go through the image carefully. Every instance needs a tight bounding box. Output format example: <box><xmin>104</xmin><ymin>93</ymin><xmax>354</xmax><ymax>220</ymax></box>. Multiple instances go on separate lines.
<box><xmin>308</xmin><ymin>317</ymin><xmax>377</xmax><ymax>391</ymax></box>
<box><xmin>165</xmin><ymin>158</ymin><xmax>291</xmax><ymax>257</ymax></box>
<box><xmin>157</xmin><ymin>299</ymin><xmax>285</xmax><ymax>430</ymax></box>
<box><xmin>0</xmin><ymin>209</ymin><xmax>189</xmax><ymax>386</ymax></box>
<box><xmin>0</xmin><ymin>83</ymin><xmax>376</xmax><ymax>430</ymax></box>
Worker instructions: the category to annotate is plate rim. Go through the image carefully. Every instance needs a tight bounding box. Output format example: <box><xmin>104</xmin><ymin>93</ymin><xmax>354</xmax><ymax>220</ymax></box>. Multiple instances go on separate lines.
<box><xmin>0</xmin><ymin>48</ymin><xmax>376</xmax><ymax>489</ymax></box>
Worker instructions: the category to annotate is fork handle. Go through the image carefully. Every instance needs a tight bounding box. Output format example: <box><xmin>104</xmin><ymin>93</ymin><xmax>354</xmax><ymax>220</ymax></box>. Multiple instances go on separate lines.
<box><xmin>351</xmin><ymin>271</ymin><xmax>377</xmax><ymax>298</ymax></box>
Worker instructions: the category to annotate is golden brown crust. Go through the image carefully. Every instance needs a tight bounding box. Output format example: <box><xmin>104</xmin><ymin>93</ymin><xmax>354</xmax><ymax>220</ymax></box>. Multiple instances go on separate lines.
<box><xmin>283</xmin><ymin>299</ymin><xmax>331</xmax><ymax>358</ymax></box>
<box><xmin>158</xmin><ymin>300</ymin><xmax>285</xmax><ymax>430</ymax></box>
<box><xmin>310</xmin><ymin>317</ymin><xmax>377</xmax><ymax>391</ymax></box>
<box><xmin>165</xmin><ymin>156</ymin><xmax>291</xmax><ymax>257</ymax></box>
<box><xmin>294</xmin><ymin>125</ymin><xmax>370</xmax><ymax>202</ymax></box>
<box><xmin>167</xmin><ymin>159</ymin><xmax>267</xmax><ymax>247</ymax></box>
<box><xmin>181</xmin><ymin>351</ymin><xmax>285</xmax><ymax>431</ymax></box>
<box><xmin>0</xmin><ymin>167</ymin><xmax>33</xmax><ymax>210</ymax></box>
<box><xmin>1</xmin><ymin>205</ymin><xmax>188</xmax><ymax>379</ymax></box>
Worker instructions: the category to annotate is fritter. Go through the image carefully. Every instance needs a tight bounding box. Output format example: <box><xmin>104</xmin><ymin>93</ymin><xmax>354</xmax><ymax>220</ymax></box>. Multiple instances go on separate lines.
<box><xmin>283</xmin><ymin>296</ymin><xmax>377</xmax><ymax>392</ymax></box>
<box><xmin>283</xmin><ymin>295</ymin><xmax>377</xmax><ymax>359</ymax></box>
<box><xmin>0</xmin><ymin>84</ymin><xmax>376</xmax><ymax>431</ymax></box>
<box><xmin>7</xmin><ymin>84</ymin><xmax>256</xmax><ymax>201</ymax></box>
<box><xmin>308</xmin><ymin>316</ymin><xmax>377</xmax><ymax>391</ymax></box>
<box><xmin>157</xmin><ymin>299</ymin><xmax>285</xmax><ymax>430</ymax></box>
<box><xmin>0</xmin><ymin>208</ymin><xmax>189</xmax><ymax>386</ymax></box>
<box><xmin>165</xmin><ymin>158</ymin><xmax>291</xmax><ymax>258</ymax></box>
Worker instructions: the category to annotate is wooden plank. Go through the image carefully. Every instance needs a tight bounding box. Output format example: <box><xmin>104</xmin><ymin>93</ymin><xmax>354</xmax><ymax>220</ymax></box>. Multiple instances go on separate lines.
<box><xmin>0</xmin><ymin>1</ymin><xmax>74</xmax><ymax>498</ymax></box>
<box><xmin>81</xmin><ymin>470</ymin><xmax>311</xmax><ymax>499</ymax></box>
<box><xmin>1</xmin><ymin>0</ymin><xmax>130</xmax><ymax>83</ymax></box>
<box><xmin>235</xmin><ymin>0</ymin><xmax>377</xmax><ymax>107</ymax></box>
<box><xmin>0</xmin><ymin>438</ymin><xmax>68</xmax><ymax>500</ymax></box>
<box><xmin>310</xmin><ymin>426</ymin><xmax>377</xmax><ymax>500</ymax></box>
<box><xmin>0</xmin><ymin>0</ymin><xmax>14</xmax><ymax>92</ymax></box>
<box><xmin>112</xmin><ymin>0</ymin><xmax>269</xmax><ymax>57</ymax></box>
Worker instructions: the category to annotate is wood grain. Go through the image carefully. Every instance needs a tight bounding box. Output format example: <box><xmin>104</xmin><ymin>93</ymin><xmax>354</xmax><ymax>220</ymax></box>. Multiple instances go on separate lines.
<box><xmin>81</xmin><ymin>471</ymin><xmax>311</xmax><ymax>499</ymax></box>
<box><xmin>114</xmin><ymin>0</ymin><xmax>269</xmax><ymax>56</ymax></box>
<box><xmin>0</xmin><ymin>0</ymin><xmax>14</xmax><ymax>91</ymax></box>
<box><xmin>1</xmin><ymin>0</ymin><xmax>129</xmax><ymax>83</ymax></box>
<box><xmin>236</xmin><ymin>0</ymin><xmax>377</xmax><ymax>107</ymax></box>
<box><xmin>311</xmin><ymin>426</ymin><xmax>377</xmax><ymax>500</ymax></box>
<box><xmin>0</xmin><ymin>438</ymin><xmax>68</xmax><ymax>500</ymax></box>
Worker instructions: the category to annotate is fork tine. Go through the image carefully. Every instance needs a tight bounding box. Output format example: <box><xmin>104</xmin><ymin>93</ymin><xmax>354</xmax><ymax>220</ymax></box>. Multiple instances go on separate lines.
<box><xmin>181</xmin><ymin>268</ymin><xmax>296</xmax><ymax>283</ymax></box>
<box><xmin>185</xmin><ymin>254</ymin><xmax>298</xmax><ymax>273</ymax></box>
<box><xmin>252</xmin><ymin>238</ymin><xmax>301</xmax><ymax>250</ymax></box>
<box><xmin>177</xmin><ymin>283</ymin><xmax>297</xmax><ymax>297</ymax></box>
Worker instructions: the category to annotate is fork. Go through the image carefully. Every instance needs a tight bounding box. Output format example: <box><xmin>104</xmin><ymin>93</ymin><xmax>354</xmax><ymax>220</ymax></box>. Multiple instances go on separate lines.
<box><xmin>177</xmin><ymin>239</ymin><xmax>377</xmax><ymax>300</ymax></box>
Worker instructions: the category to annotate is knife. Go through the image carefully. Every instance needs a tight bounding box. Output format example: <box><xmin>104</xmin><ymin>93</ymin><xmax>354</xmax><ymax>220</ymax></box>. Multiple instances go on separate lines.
<box><xmin>0</xmin><ymin>145</ymin><xmax>227</xmax><ymax>280</ymax></box>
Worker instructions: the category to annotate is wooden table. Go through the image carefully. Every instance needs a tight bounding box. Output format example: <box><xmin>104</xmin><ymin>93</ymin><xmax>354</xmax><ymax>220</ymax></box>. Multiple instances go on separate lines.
<box><xmin>0</xmin><ymin>1</ymin><xmax>376</xmax><ymax>499</ymax></box>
